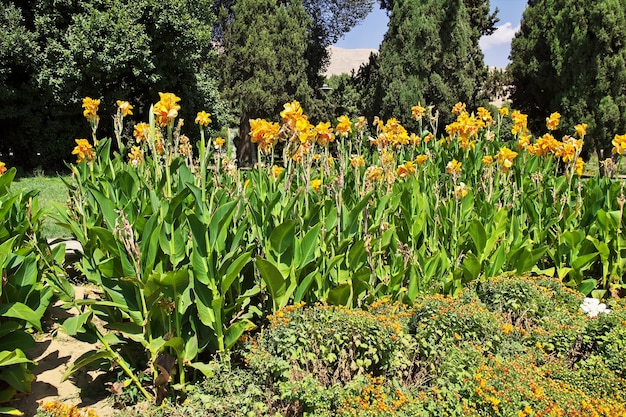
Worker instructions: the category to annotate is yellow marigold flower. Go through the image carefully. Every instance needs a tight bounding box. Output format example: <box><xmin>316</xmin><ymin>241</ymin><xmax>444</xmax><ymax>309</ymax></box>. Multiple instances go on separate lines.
<box><xmin>72</xmin><ymin>139</ymin><xmax>95</xmax><ymax>163</ymax></box>
<box><xmin>195</xmin><ymin>111</ymin><xmax>211</xmax><ymax>126</ymax></box>
<box><xmin>612</xmin><ymin>133</ymin><xmax>626</xmax><ymax>155</ymax></box>
<box><xmin>454</xmin><ymin>182</ymin><xmax>469</xmax><ymax>199</ymax></box>
<box><xmin>482</xmin><ymin>155</ymin><xmax>493</xmax><ymax>165</ymax></box>
<box><xmin>0</xmin><ymin>161</ymin><xmax>6</xmax><ymax>175</ymax></box>
<box><xmin>574</xmin><ymin>123</ymin><xmax>588</xmax><ymax>138</ymax></box>
<box><xmin>575</xmin><ymin>157</ymin><xmax>585</xmax><ymax>176</ymax></box>
<box><xmin>314</xmin><ymin>122</ymin><xmax>335</xmax><ymax>146</ymax></box>
<box><xmin>397</xmin><ymin>161</ymin><xmax>416</xmax><ymax>178</ymax></box>
<box><xmin>82</xmin><ymin>97</ymin><xmax>100</xmax><ymax>124</ymax></box>
<box><xmin>336</xmin><ymin>115</ymin><xmax>352</xmax><ymax>137</ymax></box>
<box><xmin>272</xmin><ymin>165</ymin><xmax>284</xmax><ymax>179</ymax></box>
<box><xmin>499</xmin><ymin>107</ymin><xmax>509</xmax><ymax>117</ymax></box>
<box><xmin>133</xmin><ymin>122</ymin><xmax>150</xmax><ymax>143</ymax></box>
<box><xmin>311</xmin><ymin>178</ymin><xmax>322</xmax><ymax>192</ymax></box>
<box><xmin>128</xmin><ymin>146</ymin><xmax>144</xmax><ymax>167</ymax></box>
<box><xmin>214</xmin><ymin>136</ymin><xmax>225</xmax><ymax>149</ymax></box>
<box><xmin>452</xmin><ymin>102</ymin><xmax>466</xmax><ymax>115</ymax></box>
<box><xmin>446</xmin><ymin>159</ymin><xmax>462</xmax><ymax>175</ymax></box>
<box><xmin>350</xmin><ymin>155</ymin><xmax>365</xmax><ymax>168</ymax></box>
<box><xmin>412</xmin><ymin>103</ymin><xmax>426</xmax><ymax>120</ymax></box>
<box><xmin>546</xmin><ymin>111</ymin><xmax>561</xmax><ymax>130</ymax></box>
<box><xmin>153</xmin><ymin>92</ymin><xmax>181</xmax><ymax>127</ymax></box>
<box><xmin>497</xmin><ymin>146</ymin><xmax>518</xmax><ymax>172</ymax></box>
<box><xmin>116</xmin><ymin>100</ymin><xmax>133</xmax><ymax>117</ymax></box>
<box><xmin>415</xmin><ymin>154</ymin><xmax>428</xmax><ymax>164</ymax></box>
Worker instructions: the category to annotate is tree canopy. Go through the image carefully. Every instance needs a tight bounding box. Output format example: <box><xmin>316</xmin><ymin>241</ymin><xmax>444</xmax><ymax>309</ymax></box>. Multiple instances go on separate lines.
<box><xmin>509</xmin><ymin>0</ymin><xmax>626</xmax><ymax>158</ymax></box>
<box><xmin>359</xmin><ymin>0</ymin><xmax>494</xmax><ymax>129</ymax></box>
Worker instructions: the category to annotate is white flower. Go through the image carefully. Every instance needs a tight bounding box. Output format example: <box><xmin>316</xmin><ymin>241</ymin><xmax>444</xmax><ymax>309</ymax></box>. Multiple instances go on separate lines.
<box><xmin>580</xmin><ymin>297</ymin><xmax>611</xmax><ymax>318</ymax></box>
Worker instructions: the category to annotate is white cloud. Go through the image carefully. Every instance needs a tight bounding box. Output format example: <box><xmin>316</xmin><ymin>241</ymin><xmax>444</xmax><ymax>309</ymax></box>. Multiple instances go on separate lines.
<box><xmin>479</xmin><ymin>22</ymin><xmax>520</xmax><ymax>51</ymax></box>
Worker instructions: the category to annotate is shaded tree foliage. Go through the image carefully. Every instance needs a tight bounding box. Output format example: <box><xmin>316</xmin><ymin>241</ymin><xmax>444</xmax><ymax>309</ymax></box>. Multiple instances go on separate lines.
<box><xmin>0</xmin><ymin>0</ymin><xmax>224</xmax><ymax>171</ymax></box>
<box><xmin>360</xmin><ymin>0</ymin><xmax>494</xmax><ymax>130</ymax></box>
<box><xmin>509</xmin><ymin>0</ymin><xmax>626</xmax><ymax>158</ymax></box>
<box><xmin>219</xmin><ymin>0</ymin><xmax>313</xmax><ymax>163</ymax></box>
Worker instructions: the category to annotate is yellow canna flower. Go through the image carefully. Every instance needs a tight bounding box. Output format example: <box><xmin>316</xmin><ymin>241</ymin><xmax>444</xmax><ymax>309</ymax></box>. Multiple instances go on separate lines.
<box><xmin>82</xmin><ymin>97</ymin><xmax>100</xmax><ymax>124</ymax></box>
<box><xmin>271</xmin><ymin>165</ymin><xmax>284</xmax><ymax>179</ymax></box>
<box><xmin>336</xmin><ymin>115</ymin><xmax>352</xmax><ymax>137</ymax></box>
<box><xmin>415</xmin><ymin>154</ymin><xmax>428</xmax><ymax>164</ymax></box>
<box><xmin>477</xmin><ymin>107</ymin><xmax>493</xmax><ymax>126</ymax></box>
<box><xmin>365</xmin><ymin>165</ymin><xmax>384</xmax><ymax>183</ymax></box>
<box><xmin>496</xmin><ymin>146</ymin><xmax>518</xmax><ymax>172</ymax></box>
<box><xmin>612</xmin><ymin>133</ymin><xmax>626</xmax><ymax>155</ymax></box>
<box><xmin>446</xmin><ymin>159</ymin><xmax>462</xmax><ymax>175</ymax></box>
<box><xmin>314</xmin><ymin>121</ymin><xmax>335</xmax><ymax>146</ymax></box>
<box><xmin>195</xmin><ymin>111</ymin><xmax>212</xmax><ymax>126</ymax></box>
<box><xmin>482</xmin><ymin>155</ymin><xmax>493</xmax><ymax>165</ymax></box>
<box><xmin>575</xmin><ymin>157</ymin><xmax>585</xmax><ymax>176</ymax></box>
<box><xmin>72</xmin><ymin>139</ymin><xmax>95</xmax><ymax>163</ymax></box>
<box><xmin>311</xmin><ymin>178</ymin><xmax>322</xmax><ymax>192</ymax></box>
<box><xmin>128</xmin><ymin>146</ymin><xmax>144</xmax><ymax>167</ymax></box>
<box><xmin>153</xmin><ymin>92</ymin><xmax>181</xmax><ymax>127</ymax></box>
<box><xmin>412</xmin><ymin>103</ymin><xmax>426</xmax><ymax>120</ymax></box>
<box><xmin>499</xmin><ymin>107</ymin><xmax>509</xmax><ymax>117</ymax></box>
<box><xmin>133</xmin><ymin>122</ymin><xmax>150</xmax><ymax>143</ymax></box>
<box><xmin>397</xmin><ymin>161</ymin><xmax>416</xmax><ymax>179</ymax></box>
<box><xmin>350</xmin><ymin>154</ymin><xmax>365</xmax><ymax>168</ymax></box>
<box><xmin>452</xmin><ymin>102</ymin><xmax>466</xmax><ymax>115</ymax></box>
<box><xmin>179</xmin><ymin>135</ymin><xmax>193</xmax><ymax>156</ymax></box>
<box><xmin>280</xmin><ymin>100</ymin><xmax>303</xmax><ymax>128</ymax></box>
<box><xmin>250</xmin><ymin>118</ymin><xmax>280</xmax><ymax>155</ymax></box>
<box><xmin>546</xmin><ymin>112</ymin><xmax>561</xmax><ymax>131</ymax></box>
<box><xmin>511</xmin><ymin>110</ymin><xmax>528</xmax><ymax>135</ymax></box>
<box><xmin>454</xmin><ymin>182</ymin><xmax>469</xmax><ymax>200</ymax></box>
<box><xmin>0</xmin><ymin>161</ymin><xmax>6</xmax><ymax>175</ymax></box>
<box><xmin>574</xmin><ymin>123</ymin><xmax>588</xmax><ymax>138</ymax></box>
<box><xmin>356</xmin><ymin>116</ymin><xmax>368</xmax><ymax>132</ymax></box>
<box><xmin>214</xmin><ymin>136</ymin><xmax>225</xmax><ymax>149</ymax></box>
<box><xmin>116</xmin><ymin>100</ymin><xmax>133</xmax><ymax>117</ymax></box>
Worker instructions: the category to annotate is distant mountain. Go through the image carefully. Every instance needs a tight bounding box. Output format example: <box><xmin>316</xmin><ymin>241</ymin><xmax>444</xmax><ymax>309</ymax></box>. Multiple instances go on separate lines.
<box><xmin>324</xmin><ymin>46</ymin><xmax>377</xmax><ymax>77</ymax></box>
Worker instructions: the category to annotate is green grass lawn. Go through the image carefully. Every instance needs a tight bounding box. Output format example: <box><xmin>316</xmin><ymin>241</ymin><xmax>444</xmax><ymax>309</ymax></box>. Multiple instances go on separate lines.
<box><xmin>12</xmin><ymin>175</ymin><xmax>71</xmax><ymax>239</ymax></box>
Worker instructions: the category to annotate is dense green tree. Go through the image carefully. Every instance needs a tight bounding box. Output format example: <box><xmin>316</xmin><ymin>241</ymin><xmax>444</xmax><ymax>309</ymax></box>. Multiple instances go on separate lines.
<box><xmin>361</xmin><ymin>0</ymin><xmax>493</xmax><ymax>130</ymax></box>
<box><xmin>219</xmin><ymin>0</ymin><xmax>313</xmax><ymax>163</ymax></box>
<box><xmin>509</xmin><ymin>0</ymin><xmax>626</xmax><ymax>159</ymax></box>
<box><xmin>0</xmin><ymin>0</ymin><xmax>225</xmax><ymax>171</ymax></box>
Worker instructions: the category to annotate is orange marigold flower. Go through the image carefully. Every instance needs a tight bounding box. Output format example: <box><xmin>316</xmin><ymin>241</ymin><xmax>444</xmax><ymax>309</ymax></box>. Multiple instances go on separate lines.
<box><xmin>82</xmin><ymin>97</ymin><xmax>100</xmax><ymax>124</ymax></box>
<box><xmin>446</xmin><ymin>159</ymin><xmax>462</xmax><ymax>175</ymax></box>
<box><xmin>195</xmin><ymin>111</ymin><xmax>211</xmax><ymax>126</ymax></box>
<box><xmin>133</xmin><ymin>122</ymin><xmax>150</xmax><ymax>143</ymax></box>
<box><xmin>575</xmin><ymin>123</ymin><xmax>588</xmax><ymax>138</ymax></box>
<box><xmin>72</xmin><ymin>139</ymin><xmax>95</xmax><ymax>163</ymax></box>
<box><xmin>116</xmin><ymin>100</ymin><xmax>133</xmax><ymax>117</ymax></box>
<box><xmin>0</xmin><ymin>161</ymin><xmax>6</xmax><ymax>175</ymax></box>
<box><xmin>412</xmin><ymin>103</ymin><xmax>426</xmax><ymax>120</ymax></box>
<box><xmin>128</xmin><ymin>146</ymin><xmax>144</xmax><ymax>167</ymax></box>
<box><xmin>612</xmin><ymin>133</ymin><xmax>626</xmax><ymax>155</ymax></box>
<box><xmin>546</xmin><ymin>111</ymin><xmax>561</xmax><ymax>130</ymax></box>
<box><xmin>153</xmin><ymin>92</ymin><xmax>181</xmax><ymax>127</ymax></box>
<box><xmin>336</xmin><ymin>115</ymin><xmax>352</xmax><ymax>137</ymax></box>
<box><xmin>575</xmin><ymin>157</ymin><xmax>585</xmax><ymax>176</ymax></box>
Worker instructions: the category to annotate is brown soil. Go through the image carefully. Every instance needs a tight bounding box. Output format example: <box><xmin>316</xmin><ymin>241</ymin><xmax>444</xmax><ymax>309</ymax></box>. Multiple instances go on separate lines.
<box><xmin>11</xmin><ymin>288</ymin><xmax>119</xmax><ymax>417</ymax></box>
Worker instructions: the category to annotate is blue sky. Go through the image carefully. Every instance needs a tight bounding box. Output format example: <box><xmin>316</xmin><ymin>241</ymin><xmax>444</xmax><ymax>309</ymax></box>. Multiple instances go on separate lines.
<box><xmin>334</xmin><ymin>0</ymin><xmax>527</xmax><ymax>69</ymax></box>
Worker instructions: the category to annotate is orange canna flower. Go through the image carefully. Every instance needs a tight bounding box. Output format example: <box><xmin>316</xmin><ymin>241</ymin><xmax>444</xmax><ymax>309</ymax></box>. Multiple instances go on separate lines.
<box><xmin>412</xmin><ymin>103</ymin><xmax>426</xmax><ymax>120</ymax></box>
<box><xmin>446</xmin><ymin>159</ymin><xmax>462</xmax><ymax>175</ymax></box>
<box><xmin>195</xmin><ymin>111</ymin><xmax>212</xmax><ymax>126</ymax></box>
<box><xmin>452</xmin><ymin>102</ymin><xmax>466</xmax><ymax>115</ymax></box>
<box><xmin>153</xmin><ymin>92</ymin><xmax>181</xmax><ymax>127</ymax></box>
<box><xmin>82</xmin><ymin>97</ymin><xmax>100</xmax><ymax>124</ymax></box>
<box><xmin>546</xmin><ymin>112</ymin><xmax>561</xmax><ymax>131</ymax></box>
<box><xmin>336</xmin><ymin>115</ymin><xmax>352</xmax><ymax>137</ymax></box>
<box><xmin>72</xmin><ymin>139</ymin><xmax>95</xmax><ymax>163</ymax></box>
<box><xmin>133</xmin><ymin>122</ymin><xmax>150</xmax><ymax>143</ymax></box>
<box><xmin>574</xmin><ymin>123</ymin><xmax>588</xmax><ymax>138</ymax></box>
<box><xmin>397</xmin><ymin>161</ymin><xmax>416</xmax><ymax>178</ymax></box>
<box><xmin>314</xmin><ymin>122</ymin><xmax>335</xmax><ymax>146</ymax></box>
<box><xmin>116</xmin><ymin>100</ymin><xmax>133</xmax><ymax>117</ymax></box>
